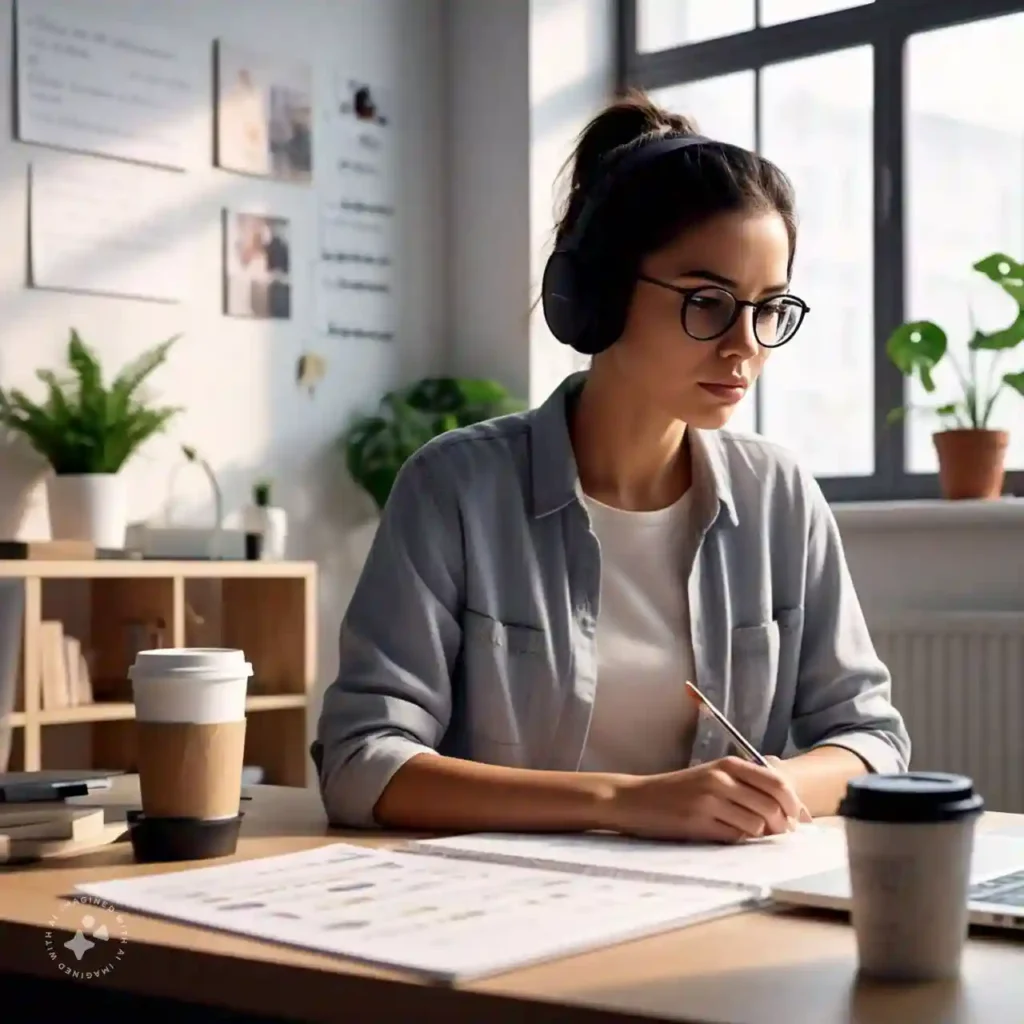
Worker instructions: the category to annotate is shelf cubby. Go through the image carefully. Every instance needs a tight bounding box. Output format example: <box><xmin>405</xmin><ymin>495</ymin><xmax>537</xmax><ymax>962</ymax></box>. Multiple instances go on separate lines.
<box><xmin>0</xmin><ymin>560</ymin><xmax>317</xmax><ymax>786</ymax></box>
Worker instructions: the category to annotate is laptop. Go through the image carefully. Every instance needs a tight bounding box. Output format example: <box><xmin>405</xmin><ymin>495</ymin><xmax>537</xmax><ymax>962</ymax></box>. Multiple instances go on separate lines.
<box><xmin>771</xmin><ymin>831</ymin><xmax>1024</xmax><ymax>932</ymax></box>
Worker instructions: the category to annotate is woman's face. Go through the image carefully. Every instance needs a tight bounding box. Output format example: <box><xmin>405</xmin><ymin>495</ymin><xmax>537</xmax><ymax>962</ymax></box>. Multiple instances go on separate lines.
<box><xmin>604</xmin><ymin>208</ymin><xmax>793</xmax><ymax>429</ymax></box>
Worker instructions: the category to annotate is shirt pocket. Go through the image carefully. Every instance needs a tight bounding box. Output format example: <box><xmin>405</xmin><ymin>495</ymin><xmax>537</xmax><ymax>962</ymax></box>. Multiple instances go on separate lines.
<box><xmin>729</xmin><ymin>608</ymin><xmax>803</xmax><ymax>750</ymax></box>
<box><xmin>460</xmin><ymin>609</ymin><xmax>550</xmax><ymax>759</ymax></box>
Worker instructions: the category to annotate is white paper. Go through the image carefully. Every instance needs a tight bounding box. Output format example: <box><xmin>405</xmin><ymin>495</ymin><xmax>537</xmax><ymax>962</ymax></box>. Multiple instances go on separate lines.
<box><xmin>312</xmin><ymin>72</ymin><xmax>395</xmax><ymax>342</ymax></box>
<box><xmin>15</xmin><ymin>0</ymin><xmax>206</xmax><ymax>169</ymax></box>
<box><xmin>76</xmin><ymin>842</ymin><xmax>751</xmax><ymax>983</ymax></box>
<box><xmin>412</xmin><ymin>824</ymin><xmax>849</xmax><ymax>892</ymax></box>
<box><xmin>29</xmin><ymin>156</ymin><xmax>187</xmax><ymax>302</ymax></box>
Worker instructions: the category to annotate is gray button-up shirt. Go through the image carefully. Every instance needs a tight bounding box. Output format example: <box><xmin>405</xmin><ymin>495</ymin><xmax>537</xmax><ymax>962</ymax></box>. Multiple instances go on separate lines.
<box><xmin>313</xmin><ymin>372</ymin><xmax>910</xmax><ymax>827</ymax></box>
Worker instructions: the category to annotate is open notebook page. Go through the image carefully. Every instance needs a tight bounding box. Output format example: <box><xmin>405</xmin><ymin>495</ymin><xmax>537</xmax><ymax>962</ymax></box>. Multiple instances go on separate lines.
<box><xmin>75</xmin><ymin>842</ymin><xmax>753</xmax><ymax>983</ymax></box>
<box><xmin>409</xmin><ymin>824</ymin><xmax>848</xmax><ymax>892</ymax></box>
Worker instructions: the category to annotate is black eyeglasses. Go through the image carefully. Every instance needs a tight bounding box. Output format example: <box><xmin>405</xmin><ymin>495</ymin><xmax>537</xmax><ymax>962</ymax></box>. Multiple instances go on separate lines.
<box><xmin>638</xmin><ymin>274</ymin><xmax>810</xmax><ymax>349</ymax></box>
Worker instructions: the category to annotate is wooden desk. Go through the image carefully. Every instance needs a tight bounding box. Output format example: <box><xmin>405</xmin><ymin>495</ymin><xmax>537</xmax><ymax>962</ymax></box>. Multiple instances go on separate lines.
<box><xmin>1</xmin><ymin>777</ymin><xmax>1023</xmax><ymax>1024</ymax></box>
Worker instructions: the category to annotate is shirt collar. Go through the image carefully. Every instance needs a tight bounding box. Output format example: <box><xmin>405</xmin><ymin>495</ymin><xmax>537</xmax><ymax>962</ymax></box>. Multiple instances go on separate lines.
<box><xmin>528</xmin><ymin>371</ymin><xmax>739</xmax><ymax>528</ymax></box>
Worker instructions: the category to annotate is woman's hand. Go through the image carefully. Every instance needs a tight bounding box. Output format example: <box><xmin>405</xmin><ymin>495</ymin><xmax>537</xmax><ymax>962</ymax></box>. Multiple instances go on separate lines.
<box><xmin>606</xmin><ymin>756</ymin><xmax>810</xmax><ymax>843</ymax></box>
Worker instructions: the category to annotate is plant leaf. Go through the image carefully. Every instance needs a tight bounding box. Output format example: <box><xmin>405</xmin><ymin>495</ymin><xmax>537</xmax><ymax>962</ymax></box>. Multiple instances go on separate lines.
<box><xmin>0</xmin><ymin>332</ymin><xmax>181</xmax><ymax>473</ymax></box>
<box><xmin>885</xmin><ymin>321</ymin><xmax>946</xmax><ymax>392</ymax></box>
<box><xmin>1003</xmin><ymin>371</ymin><xmax>1024</xmax><ymax>397</ymax></box>
<box><xmin>973</xmin><ymin>252</ymin><xmax>1024</xmax><ymax>304</ymax></box>
<box><xmin>343</xmin><ymin>377</ymin><xmax>524</xmax><ymax>509</ymax></box>
<box><xmin>970</xmin><ymin>253</ymin><xmax>1024</xmax><ymax>352</ymax></box>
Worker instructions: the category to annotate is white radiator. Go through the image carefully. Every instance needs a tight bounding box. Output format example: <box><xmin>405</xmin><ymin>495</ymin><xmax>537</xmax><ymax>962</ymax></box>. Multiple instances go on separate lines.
<box><xmin>869</xmin><ymin>612</ymin><xmax>1024</xmax><ymax>813</ymax></box>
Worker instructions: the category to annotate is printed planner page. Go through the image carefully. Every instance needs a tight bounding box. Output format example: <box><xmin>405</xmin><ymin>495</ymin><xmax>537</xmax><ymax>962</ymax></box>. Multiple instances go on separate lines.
<box><xmin>76</xmin><ymin>842</ymin><xmax>753</xmax><ymax>982</ymax></box>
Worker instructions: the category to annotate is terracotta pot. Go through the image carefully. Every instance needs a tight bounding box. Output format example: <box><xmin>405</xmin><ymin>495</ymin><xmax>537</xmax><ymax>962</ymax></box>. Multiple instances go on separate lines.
<box><xmin>932</xmin><ymin>429</ymin><xmax>1009</xmax><ymax>500</ymax></box>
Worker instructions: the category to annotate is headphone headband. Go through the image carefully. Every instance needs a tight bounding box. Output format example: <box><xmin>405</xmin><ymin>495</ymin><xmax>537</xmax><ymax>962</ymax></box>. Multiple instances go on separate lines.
<box><xmin>559</xmin><ymin>133</ymin><xmax>714</xmax><ymax>252</ymax></box>
<box><xmin>542</xmin><ymin>131</ymin><xmax>719</xmax><ymax>355</ymax></box>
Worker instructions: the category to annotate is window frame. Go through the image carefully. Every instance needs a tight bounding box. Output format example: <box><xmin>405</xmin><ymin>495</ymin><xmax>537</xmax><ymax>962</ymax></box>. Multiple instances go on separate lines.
<box><xmin>618</xmin><ymin>0</ymin><xmax>1024</xmax><ymax>502</ymax></box>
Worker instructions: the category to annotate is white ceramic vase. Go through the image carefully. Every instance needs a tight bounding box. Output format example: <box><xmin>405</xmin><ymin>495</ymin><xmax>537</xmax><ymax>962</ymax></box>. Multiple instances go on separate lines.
<box><xmin>242</xmin><ymin>504</ymin><xmax>288</xmax><ymax>560</ymax></box>
<box><xmin>46</xmin><ymin>473</ymin><xmax>128</xmax><ymax>549</ymax></box>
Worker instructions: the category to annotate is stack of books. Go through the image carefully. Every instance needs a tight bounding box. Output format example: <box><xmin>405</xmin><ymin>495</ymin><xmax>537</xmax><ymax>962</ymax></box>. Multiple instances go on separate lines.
<box><xmin>39</xmin><ymin>621</ymin><xmax>93</xmax><ymax>710</ymax></box>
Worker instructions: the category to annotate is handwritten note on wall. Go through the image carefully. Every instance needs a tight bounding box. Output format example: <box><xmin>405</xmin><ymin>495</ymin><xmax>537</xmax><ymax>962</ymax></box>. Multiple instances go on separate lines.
<box><xmin>313</xmin><ymin>72</ymin><xmax>396</xmax><ymax>342</ymax></box>
<box><xmin>29</xmin><ymin>156</ymin><xmax>187</xmax><ymax>302</ymax></box>
<box><xmin>15</xmin><ymin>0</ymin><xmax>207</xmax><ymax>169</ymax></box>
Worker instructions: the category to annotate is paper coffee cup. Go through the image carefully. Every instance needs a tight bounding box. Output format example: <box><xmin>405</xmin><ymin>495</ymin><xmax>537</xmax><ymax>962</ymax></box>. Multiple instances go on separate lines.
<box><xmin>840</xmin><ymin>772</ymin><xmax>984</xmax><ymax>982</ymax></box>
<box><xmin>129</xmin><ymin>648</ymin><xmax>252</xmax><ymax>821</ymax></box>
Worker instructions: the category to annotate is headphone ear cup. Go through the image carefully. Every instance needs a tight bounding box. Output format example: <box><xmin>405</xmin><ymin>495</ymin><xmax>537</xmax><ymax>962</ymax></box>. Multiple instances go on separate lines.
<box><xmin>542</xmin><ymin>250</ymin><xmax>587</xmax><ymax>350</ymax></box>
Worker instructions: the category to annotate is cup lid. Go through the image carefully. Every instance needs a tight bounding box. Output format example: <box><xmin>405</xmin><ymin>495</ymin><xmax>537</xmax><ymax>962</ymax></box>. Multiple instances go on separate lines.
<box><xmin>128</xmin><ymin>648</ymin><xmax>253</xmax><ymax>680</ymax></box>
<box><xmin>839</xmin><ymin>772</ymin><xmax>984</xmax><ymax>823</ymax></box>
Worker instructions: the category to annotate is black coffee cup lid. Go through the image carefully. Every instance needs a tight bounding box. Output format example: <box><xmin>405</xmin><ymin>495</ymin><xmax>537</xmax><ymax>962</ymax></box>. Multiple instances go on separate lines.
<box><xmin>839</xmin><ymin>772</ymin><xmax>984</xmax><ymax>823</ymax></box>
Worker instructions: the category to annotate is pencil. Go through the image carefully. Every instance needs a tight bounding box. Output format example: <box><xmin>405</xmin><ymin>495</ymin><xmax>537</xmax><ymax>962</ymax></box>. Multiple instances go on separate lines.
<box><xmin>684</xmin><ymin>680</ymin><xmax>770</xmax><ymax>768</ymax></box>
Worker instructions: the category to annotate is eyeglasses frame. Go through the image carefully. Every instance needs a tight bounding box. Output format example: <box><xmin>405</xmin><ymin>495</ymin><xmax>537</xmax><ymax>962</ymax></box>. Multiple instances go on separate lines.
<box><xmin>637</xmin><ymin>274</ymin><xmax>811</xmax><ymax>349</ymax></box>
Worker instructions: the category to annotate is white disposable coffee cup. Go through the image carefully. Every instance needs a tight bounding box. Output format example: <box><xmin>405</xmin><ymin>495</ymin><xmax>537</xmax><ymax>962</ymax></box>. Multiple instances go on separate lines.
<box><xmin>129</xmin><ymin>648</ymin><xmax>253</xmax><ymax>821</ymax></box>
<box><xmin>840</xmin><ymin>772</ymin><xmax>984</xmax><ymax>982</ymax></box>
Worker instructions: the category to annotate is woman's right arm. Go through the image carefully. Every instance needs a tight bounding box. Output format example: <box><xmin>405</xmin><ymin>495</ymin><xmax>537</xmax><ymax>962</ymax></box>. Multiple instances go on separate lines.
<box><xmin>314</xmin><ymin>444</ymin><xmax>803</xmax><ymax>839</ymax></box>
<box><xmin>313</xmin><ymin>445</ymin><xmax>627</xmax><ymax>831</ymax></box>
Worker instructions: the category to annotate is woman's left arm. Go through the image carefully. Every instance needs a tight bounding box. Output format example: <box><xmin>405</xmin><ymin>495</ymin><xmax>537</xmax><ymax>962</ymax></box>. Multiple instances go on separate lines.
<box><xmin>780</xmin><ymin>475</ymin><xmax>912</xmax><ymax>815</ymax></box>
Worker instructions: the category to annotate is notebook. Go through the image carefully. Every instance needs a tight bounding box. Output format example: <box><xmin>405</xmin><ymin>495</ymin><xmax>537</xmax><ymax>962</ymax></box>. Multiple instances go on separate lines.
<box><xmin>76</xmin><ymin>825</ymin><xmax>848</xmax><ymax>983</ymax></box>
<box><xmin>403</xmin><ymin>823</ymin><xmax>849</xmax><ymax>898</ymax></box>
<box><xmin>76</xmin><ymin>841</ymin><xmax>755</xmax><ymax>984</ymax></box>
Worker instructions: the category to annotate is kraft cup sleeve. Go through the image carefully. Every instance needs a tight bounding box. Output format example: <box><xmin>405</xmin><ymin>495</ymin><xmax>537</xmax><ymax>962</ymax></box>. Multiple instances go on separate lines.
<box><xmin>137</xmin><ymin>719</ymin><xmax>247</xmax><ymax>820</ymax></box>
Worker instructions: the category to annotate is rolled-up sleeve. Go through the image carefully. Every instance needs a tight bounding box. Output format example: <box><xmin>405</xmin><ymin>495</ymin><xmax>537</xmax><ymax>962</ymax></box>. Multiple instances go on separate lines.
<box><xmin>311</xmin><ymin>447</ymin><xmax>463</xmax><ymax>827</ymax></box>
<box><xmin>790</xmin><ymin>474</ymin><xmax>911</xmax><ymax>774</ymax></box>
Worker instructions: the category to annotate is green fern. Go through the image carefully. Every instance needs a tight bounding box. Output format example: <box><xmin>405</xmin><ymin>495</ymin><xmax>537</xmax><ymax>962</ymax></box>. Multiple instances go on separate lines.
<box><xmin>0</xmin><ymin>329</ymin><xmax>182</xmax><ymax>475</ymax></box>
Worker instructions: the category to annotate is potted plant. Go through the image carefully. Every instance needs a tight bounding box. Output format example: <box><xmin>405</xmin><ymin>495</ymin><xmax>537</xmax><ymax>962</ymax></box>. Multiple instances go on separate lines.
<box><xmin>241</xmin><ymin>477</ymin><xmax>288</xmax><ymax>560</ymax></box>
<box><xmin>886</xmin><ymin>252</ymin><xmax>1024</xmax><ymax>499</ymax></box>
<box><xmin>0</xmin><ymin>330</ymin><xmax>181</xmax><ymax>547</ymax></box>
<box><xmin>343</xmin><ymin>377</ymin><xmax>525</xmax><ymax>512</ymax></box>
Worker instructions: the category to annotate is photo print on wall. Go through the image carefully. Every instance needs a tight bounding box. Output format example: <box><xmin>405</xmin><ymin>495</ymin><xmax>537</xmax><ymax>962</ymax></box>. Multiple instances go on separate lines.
<box><xmin>215</xmin><ymin>43</ymin><xmax>312</xmax><ymax>182</ymax></box>
<box><xmin>223</xmin><ymin>210</ymin><xmax>292</xmax><ymax>320</ymax></box>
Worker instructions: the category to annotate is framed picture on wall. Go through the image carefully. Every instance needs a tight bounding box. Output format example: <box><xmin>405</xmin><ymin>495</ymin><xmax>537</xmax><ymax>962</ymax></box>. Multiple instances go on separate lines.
<box><xmin>214</xmin><ymin>43</ymin><xmax>312</xmax><ymax>182</ymax></box>
<box><xmin>223</xmin><ymin>210</ymin><xmax>292</xmax><ymax>320</ymax></box>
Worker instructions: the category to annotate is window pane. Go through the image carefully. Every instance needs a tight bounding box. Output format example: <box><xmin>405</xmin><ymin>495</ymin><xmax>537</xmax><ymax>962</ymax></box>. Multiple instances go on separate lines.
<box><xmin>759</xmin><ymin>0</ymin><xmax>871</xmax><ymax>27</ymax></box>
<box><xmin>651</xmin><ymin>72</ymin><xmax>758</xmax><ymax>434</ymax></box>
<box><xmin>759</xmin><ymin>46</ymin><xmax>874</xmax><ymax>477</ymax></box>
<box><xmin>637</xmin><ymin>0</ymin><xmax>754</xmax><ymax>52</ymax></box>
<box><xmin>905</xmin><ymin>14</ymin><xmax>1024</xmax><ymax>474</ymax></box>
<box><xmin>650</xmin><ymin>72</ymin><xmax>755</xmax><ymax>150</ymax></box>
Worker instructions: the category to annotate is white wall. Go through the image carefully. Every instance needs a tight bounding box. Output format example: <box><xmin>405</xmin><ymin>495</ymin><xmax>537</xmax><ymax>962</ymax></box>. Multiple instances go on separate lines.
<box><xmin>834</xmin><ymin>501</ymin><xmax>1024</xmax><ymax>615</ymax></box>
<box><xmin>446</xmin><ymin>0</ymin><xmax>613</xmax><ymax>407</ymax></box>
<box><xmin>446</xmin><ymin>0</ymin><xmax>532</xmax><ymax>402</ymax></box>
<box><xmin>0</xmin><ymin>0</ymin><xmax>448</xmax><ymax>721</ymax></box>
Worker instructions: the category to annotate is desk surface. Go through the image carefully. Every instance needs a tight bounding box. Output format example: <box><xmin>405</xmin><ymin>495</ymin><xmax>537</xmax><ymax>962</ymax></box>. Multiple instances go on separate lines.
<box><xmin>1</xmin><ymin>777</ymin><xmax>1023</xmax><ymax>1024</ymax></box>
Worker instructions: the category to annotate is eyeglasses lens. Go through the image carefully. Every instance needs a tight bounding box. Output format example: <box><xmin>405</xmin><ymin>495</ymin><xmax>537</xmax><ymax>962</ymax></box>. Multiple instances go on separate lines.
<box><xmin>683</xmin><ymin>287</ymin><xmax>804</xmax><ymax>347</ymax></box>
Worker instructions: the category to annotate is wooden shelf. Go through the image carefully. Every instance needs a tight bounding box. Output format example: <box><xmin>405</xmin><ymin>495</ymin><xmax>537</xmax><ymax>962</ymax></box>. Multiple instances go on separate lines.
<box><xmin>33</xmin><ymin>693</ymin><xmax>309</xmax><ymax>725</ymax></box>
<box><xmin>1</xmin><ymin>560</ymin><xmax>317</xmax><ymax>786</ymax></box>
<box><xmin>0</xmin><ymin>560</ymin><xmax>315</xmax><ymax>579</ymax></box>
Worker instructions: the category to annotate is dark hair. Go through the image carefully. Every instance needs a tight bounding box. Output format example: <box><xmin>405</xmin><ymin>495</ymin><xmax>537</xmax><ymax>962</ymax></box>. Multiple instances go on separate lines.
<box><xmin>553</xmin><ymin>90</ymin><xmax>798</xmax><ymax>281</ymax></box>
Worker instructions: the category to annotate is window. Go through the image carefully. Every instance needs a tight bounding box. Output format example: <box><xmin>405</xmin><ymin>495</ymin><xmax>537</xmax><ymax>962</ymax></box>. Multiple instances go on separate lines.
<box><xmin>904</xmin><ymin>12</ymin><xmax>1024</xmax><ymax>475</ymax></box>
<box><xmin>620</xmin><ymin>0</ymin><xmax>1024</xmax><ymax>500</ymax></box>
<box><xmin>760</xmin><ymin>46</ymin><xmax>874</xmax><ymax>476</ymax></box>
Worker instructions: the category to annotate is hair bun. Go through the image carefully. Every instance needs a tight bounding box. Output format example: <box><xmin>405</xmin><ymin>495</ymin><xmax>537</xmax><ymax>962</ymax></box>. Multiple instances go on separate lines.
<box><xmin>571</xmin><ymin>91</ymin><xmax>701</xmax><ymax>194</ymax></box>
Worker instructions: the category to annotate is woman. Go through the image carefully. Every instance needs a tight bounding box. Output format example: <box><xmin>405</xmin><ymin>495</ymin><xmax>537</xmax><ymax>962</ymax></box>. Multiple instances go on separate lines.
<box><xmin>313</xmin><ymin>93</ymin><xmax>910</xmax><ymax>842</ymax></box>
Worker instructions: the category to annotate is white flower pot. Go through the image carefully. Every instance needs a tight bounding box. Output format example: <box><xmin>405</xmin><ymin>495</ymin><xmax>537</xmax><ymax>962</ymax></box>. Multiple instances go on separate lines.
<box><xmin>46</xmin><ymin>473</ymin><xmax>128</xmax><ymax>549</ymax></box>
<box><xmin>241</xmin><ymin>504</ymin><xmax>288</xmax><ymax>560</ymax></box>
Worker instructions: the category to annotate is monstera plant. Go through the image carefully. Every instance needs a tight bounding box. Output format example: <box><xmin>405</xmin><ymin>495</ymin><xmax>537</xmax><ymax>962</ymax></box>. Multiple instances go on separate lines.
<box><xmin>343</xmin><ymin>377</ymin><xmax>525</xmax><ymax>511</ymax></box>
<box><xmin>885</xmin><ymin>253</ymin><xmax>1024</xmax><ymax>499</ymax></box>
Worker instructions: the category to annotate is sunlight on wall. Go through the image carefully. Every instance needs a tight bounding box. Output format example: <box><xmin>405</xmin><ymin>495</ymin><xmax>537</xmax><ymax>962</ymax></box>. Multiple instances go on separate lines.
<box><xmin>528</xmin><ymin>0</ymin><xmax>614</xmax><ymax>406</ymax></box>
<box><xmin>0</xmin><ymin>0</ymin><xmax>446</xmax><ymax>552</ymax></box>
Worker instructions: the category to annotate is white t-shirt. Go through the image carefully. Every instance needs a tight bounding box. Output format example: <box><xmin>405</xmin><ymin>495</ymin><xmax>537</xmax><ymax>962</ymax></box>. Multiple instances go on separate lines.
<box><xmin>578</xmin><ymin>488</ymin><xmax>699</xmax><ymax>775</ymax></box>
